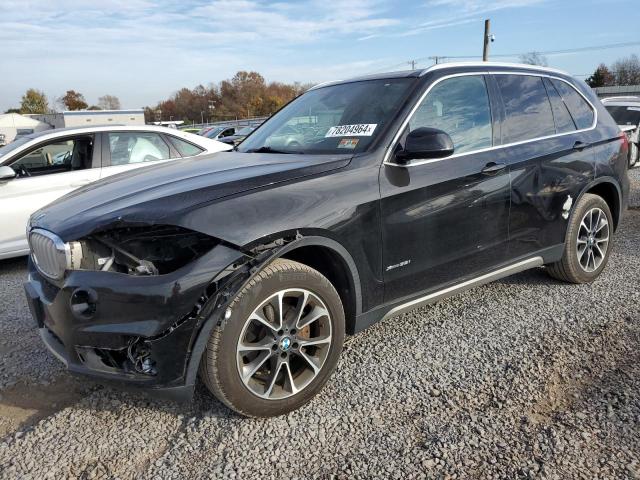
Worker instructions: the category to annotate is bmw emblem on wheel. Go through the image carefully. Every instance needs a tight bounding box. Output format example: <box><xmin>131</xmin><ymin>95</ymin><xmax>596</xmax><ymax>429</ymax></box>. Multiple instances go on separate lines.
<box><xmin>280</xmin><ymin>337</ymin><xmax>291</xmax><ymax>351</ymax></box>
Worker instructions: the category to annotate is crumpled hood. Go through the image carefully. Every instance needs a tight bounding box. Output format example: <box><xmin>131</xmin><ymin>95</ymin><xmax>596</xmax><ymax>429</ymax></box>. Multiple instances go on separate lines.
<box><xmin>31</xmin><ymin>151</ymin><xmax>352</xmax><ymax>241</ymax></box>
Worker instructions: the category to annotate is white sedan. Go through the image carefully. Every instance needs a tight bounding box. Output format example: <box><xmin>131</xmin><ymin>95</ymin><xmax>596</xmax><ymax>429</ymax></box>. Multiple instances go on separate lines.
<box><xmin>0</xmin><ymin>125</ymin><xmax>231</xmax><ymax>259</ymax></box>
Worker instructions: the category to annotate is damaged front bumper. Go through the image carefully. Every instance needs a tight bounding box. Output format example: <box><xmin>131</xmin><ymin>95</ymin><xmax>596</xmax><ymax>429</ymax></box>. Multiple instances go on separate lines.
<box><xmin>24</xmin><ymin>243</ymin><xmax>247</xmax><ymax>401</ymax></box>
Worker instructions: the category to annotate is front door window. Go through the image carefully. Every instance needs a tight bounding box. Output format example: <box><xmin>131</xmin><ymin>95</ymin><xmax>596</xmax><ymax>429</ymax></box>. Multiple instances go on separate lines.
<box><xmin>10</xmin><ymin>137</ymin><xmax>93</xmax><ymax>177</ymax></box>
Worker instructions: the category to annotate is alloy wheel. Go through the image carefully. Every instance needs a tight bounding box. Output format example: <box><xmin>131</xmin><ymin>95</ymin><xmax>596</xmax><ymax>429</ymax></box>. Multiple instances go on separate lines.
<box><xmin>576</xmin><ymin>207</ymin><xmax>609</xmax><ymax>273</ymax></box>
<box><xmin>236</xmin><ymin>289</ymin><xmax>332</xmax><ymax>400</ymax></box>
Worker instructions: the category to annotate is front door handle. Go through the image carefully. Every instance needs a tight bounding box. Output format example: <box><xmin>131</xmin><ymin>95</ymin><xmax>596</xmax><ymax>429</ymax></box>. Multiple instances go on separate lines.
<box><xmin>481</xmin><ymin>162</ymin><xmax>507</xmax><ymax>174</ymax></box>
<box><xmin>573</xmin><ymin>141</ymin><xmax>590</xmax><ymax>151</ymax></box>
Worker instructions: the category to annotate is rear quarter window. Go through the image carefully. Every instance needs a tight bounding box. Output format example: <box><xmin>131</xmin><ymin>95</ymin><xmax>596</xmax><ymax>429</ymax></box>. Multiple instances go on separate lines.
<box><xmin>550</xmin><ymin>79</ymin><xmax>595</xmax><ymax>130</ymax></box>
<box><xmin>543</xmin><ymin>77</ymin><xmax>577</xmax><ymax>134</ymax></box>
<box><xmin>168</xmin><ymin>136</ymin><xmax>205</xmax><ymax>157</ymax></box>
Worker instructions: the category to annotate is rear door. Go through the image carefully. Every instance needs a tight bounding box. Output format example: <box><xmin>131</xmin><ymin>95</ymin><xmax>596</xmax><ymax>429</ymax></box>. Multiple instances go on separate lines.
<box><xmin>99</xmin><ymin>131</ymin><xmax>180</xmax><ymax>179</ymax></box>
<box><xmin>380</xmin><ymin>73</ymin><xmax>511</xmax><ymax>302</ymax></box>
<box><xmin>0</xmin><ymin>135</ymin><xmax>100</xmax><ymax>256</ymax></box>
<box><xmin>493</xmin><ymin>73</ymin><xmax>596</xmax><ymax>259</ymax></box>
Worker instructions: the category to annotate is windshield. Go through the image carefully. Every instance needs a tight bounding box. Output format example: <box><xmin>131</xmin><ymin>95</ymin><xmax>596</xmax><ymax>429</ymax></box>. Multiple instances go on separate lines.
<box><xmin>236</xmin><ymin>126</ymin><xmax>254</xmax><ymax>135</ymax></box>
<box><xmin>204</xmin><ymin>126</ymin><xmax>225</xmax><ymax>138</ymax></box>
<box><xmin>238</xmin><ymin>78</ymin><xmax>415</xmax><ymax>155</ymax></box>
<box><xmin>0</xmin><ymin>136</ymin><xmax>32</xmax><ymax>160</ymax></box>
<box><xmin>606</xmin><ymin>105</ymin><xmax>640</xmax><ymax>126</ymax></box>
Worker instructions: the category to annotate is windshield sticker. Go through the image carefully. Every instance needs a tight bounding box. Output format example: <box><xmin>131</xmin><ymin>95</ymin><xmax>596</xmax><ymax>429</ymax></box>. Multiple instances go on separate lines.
<box><xmin>627</xmin><ymin>107</ymin><xmax>640</xmax><ymax>112</ymax></box>
<box><xmin>325</xmin><ymin>124</ymin><xmax>377</xmax><ymax>137</ymax></box>
<box><xmin>337</xmin><ymin>138</ymin><xmax>359</xmax><ymax>149</ymax></box>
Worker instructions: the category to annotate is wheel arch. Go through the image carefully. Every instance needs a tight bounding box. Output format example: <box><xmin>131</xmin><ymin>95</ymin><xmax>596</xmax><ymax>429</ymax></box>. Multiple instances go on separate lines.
<box><xmin>278</xmin><ymin>238</ymin><xmax>361</xmax><ymax>334</ymax></box>
<box><xmin>183</xmin><ymin>234</ymin><xmax>362</xmax><ymax>389</ymax></box>
<box><xmin>577</xmin><ymin>177</ymin><xmax>622</xmax><ymax>231</ymax></box>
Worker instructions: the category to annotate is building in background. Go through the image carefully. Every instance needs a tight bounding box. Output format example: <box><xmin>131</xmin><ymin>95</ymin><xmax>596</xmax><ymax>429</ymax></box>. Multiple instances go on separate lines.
<box><xmin>0</xmin><ymin>113</ymin><xmax>52</xmax><ymax>144</ymax></box>
<box><xmin>593</xmin><ymin>85</ymin><xmax>640</xmax><ymax>99</ymax></box>
<box><xmin>29</xmin><ymin>109</ymin><xmax>145</xmax><ymax>129</ymax></box>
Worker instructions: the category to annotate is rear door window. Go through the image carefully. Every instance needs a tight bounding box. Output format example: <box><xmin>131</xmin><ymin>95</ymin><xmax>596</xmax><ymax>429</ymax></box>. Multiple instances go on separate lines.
<box><xmin>543</xmin><ymin>78</ymin><xmax>576</xmax><ymax>134</ymax></box>
<box><xmin>550</xmin><ymin>79</ymin><xmax>594</xmax><ymax>130</ymax></box>
<box><xmin>496</xmin><ymin>74</ymin><xmax>555</xmax><ymax>143</ymax></box>
<box><xmin>108</xmin><ymin>132</ymin><xmax>172</xmax><ymax>165</ymax></box>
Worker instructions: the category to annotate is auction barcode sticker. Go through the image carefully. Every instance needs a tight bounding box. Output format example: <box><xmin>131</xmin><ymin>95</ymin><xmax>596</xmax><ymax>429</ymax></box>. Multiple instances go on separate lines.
<box><xmin>325</xmin><ymin>124</ymin><xmax>377</xmax><ymax>137</ymax></box>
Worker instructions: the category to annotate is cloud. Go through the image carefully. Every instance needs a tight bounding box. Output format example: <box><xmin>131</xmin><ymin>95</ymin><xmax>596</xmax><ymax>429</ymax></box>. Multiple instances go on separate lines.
<box><xmin>0</xmin><ymin>0</ymin><xmax>548</xmax><ymax>111</ymax></box>
<box><xmin>356</xmin><ymin>0</ymin><xmax>545</xmax><ymax>41</ymax></box>
<box><xmin>424</xmin><ymin>0</ymin><xmax>546</xmax><ymax>12</ymax></box>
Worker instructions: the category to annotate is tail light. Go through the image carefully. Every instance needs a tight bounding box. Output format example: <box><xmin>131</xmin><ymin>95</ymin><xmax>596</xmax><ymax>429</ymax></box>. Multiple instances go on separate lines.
<box><xmin>620</xmin><ymin>131</ymin><xmax>629</xmax><ymax>156</ymax></box>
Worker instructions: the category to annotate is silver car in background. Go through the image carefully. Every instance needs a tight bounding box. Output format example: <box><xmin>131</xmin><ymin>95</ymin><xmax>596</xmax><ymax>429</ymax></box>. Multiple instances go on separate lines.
<box><xmin>602</xmin><ymin>96</ymin><xmax>640</xmax><ymax>168</ymax></box>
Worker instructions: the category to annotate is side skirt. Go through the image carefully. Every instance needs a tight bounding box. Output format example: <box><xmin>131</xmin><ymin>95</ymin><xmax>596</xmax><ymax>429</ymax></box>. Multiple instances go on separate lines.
<box><xmin>352</xmin><ymin>254</ymin><xmax>548</xmax><ymax>334</ymax></box>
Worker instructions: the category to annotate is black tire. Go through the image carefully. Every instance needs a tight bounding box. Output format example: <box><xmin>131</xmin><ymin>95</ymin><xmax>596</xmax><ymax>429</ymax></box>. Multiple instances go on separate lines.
<box><xmin>199</xmin><ymin>259</ymin><xmax>345</xmax><ymax>417</ymax></box>
<box><xmin>547</xmin><ymin>193</ymin><xmax>613</xmax><ymax>284</ymax></box>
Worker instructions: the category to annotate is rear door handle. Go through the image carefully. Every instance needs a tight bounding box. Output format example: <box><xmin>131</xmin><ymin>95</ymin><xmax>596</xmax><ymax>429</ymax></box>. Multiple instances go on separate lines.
<box><xmin>573</xmin><ymin>141</ymin><xmax>590</xmax><ymax>151</ymax></box>
<box><xmin>481</xmin><ymin>162</ymin><xmax>507</xmax><ymax>174</ymax></box>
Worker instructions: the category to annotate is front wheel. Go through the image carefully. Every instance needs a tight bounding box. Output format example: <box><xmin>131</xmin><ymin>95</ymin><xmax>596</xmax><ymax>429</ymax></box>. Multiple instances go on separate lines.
<box><xmin>547</xmin><ymin>193</ymin><xmax>613</xmax><ymax>284</ymax></box>
<box><xmin>199</xmin><ymin>259</ymin><xmax>345</xmax><ymax>417</ymax></box>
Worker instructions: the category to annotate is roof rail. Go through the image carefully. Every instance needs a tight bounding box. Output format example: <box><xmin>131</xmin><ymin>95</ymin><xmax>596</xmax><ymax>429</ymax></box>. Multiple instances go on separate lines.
<box><xmin>419</xmin><ymin>61</ymin><xmax>570</xmax><ymax>77</ymax></box>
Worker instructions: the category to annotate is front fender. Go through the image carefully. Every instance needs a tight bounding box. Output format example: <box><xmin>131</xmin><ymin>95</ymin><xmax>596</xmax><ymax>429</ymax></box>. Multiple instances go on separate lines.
<box><xmin>182</xmin><ymin>234</ymin><xmax>363</xmax><ymax>389</ymax></box>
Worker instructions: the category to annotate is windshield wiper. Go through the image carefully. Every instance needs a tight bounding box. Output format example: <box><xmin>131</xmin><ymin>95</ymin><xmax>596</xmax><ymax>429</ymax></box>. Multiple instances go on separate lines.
<box><xmin>245</xmin><ymin>146</ymin><xmax>302</xmax><ymax>154</ymax></box>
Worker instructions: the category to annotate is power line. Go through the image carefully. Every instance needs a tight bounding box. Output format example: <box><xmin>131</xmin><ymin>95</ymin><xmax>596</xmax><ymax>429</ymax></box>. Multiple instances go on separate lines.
<box><xmin>372</xmin><ymin>40</ymin><xmax>640</xmax><ymax>75</ymax></box>
<box><xmin>440</xmin><ymin>40</ymin><xmax>640</xmax><ymax>60</ymax></box>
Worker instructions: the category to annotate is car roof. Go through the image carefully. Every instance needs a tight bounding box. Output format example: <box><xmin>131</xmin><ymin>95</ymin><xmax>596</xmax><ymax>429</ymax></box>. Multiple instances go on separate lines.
<box><xmin>601</xmin><ymin>95</ymin><xmax>640</xmax><ymax>101</ymax></box>
<box><xmin>1</xmin><ymin>124</ymin><xmax>232</xmax><ymax>163</ymax></box>
<box><xmin>310</xmin><ymin>61</ymin><xmax>573</xmax><ymax>90</ymax></box>
<box><xmin>23</xmin><ymin>124</ymin><xmax>192</xmax><ymax>141</ymax></box>
<box><xmin>601</xmin><ymin>96</ymin><xmax>640</xmax><ymax>106</ymax></box>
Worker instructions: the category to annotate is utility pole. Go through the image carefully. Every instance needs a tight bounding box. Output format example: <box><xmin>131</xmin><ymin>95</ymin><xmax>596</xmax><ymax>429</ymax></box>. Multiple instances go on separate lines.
<box><xmin>408</xmin><ymin>60</ymin><xmax>416</xmax><ymax>70</ymax></box>
<box><xmin>429</xmin><ymin>56</ymin><xmax>442</xmax><ymax>65</ymax></box>
<box><xmin>482</xmin><ymin>19</ymin><xmax>491</xmax><ymax>61</ymax></box>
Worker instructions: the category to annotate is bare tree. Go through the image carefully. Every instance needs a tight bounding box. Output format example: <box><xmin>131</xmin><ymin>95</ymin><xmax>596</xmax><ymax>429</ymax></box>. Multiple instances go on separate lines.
<box><xmin>611</xmin><ymin>54</ymin><xmax>640</xmax><ymax>86</ymax></box>
<box><xmin>98</xmin><ymin>94</ymin><xmax>121</xmax><ymax>110</ymax></box>
<box><xmin>518</xmin><ymin>51</ymin><xmax>548</xmax><ymax>67</ymax></box>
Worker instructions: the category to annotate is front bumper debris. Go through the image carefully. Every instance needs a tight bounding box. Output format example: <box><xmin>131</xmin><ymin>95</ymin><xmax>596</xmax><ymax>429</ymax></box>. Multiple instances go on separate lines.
<box><xmin>24</xmin><ymin>243</ymin><xmax>246</xmax><ymax>400</ymax></box>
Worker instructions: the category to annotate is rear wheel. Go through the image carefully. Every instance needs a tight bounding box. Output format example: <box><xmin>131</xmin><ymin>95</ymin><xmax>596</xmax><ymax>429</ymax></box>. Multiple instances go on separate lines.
<box><xmin>547</xmin><ymin>193</ymin><xmax>613</xmax><ymax>283</ymax></box>
<box><xmin>199</xmin><ymin>259</ymin><xmax>345</xmax><ymax>417</ymax></box>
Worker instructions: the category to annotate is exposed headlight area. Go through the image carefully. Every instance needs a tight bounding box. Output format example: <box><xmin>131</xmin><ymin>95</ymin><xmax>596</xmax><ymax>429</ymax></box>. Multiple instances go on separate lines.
<box><xmin>30</xmin><ymin>226</ymin><xmax>218</xmax><ymax>279</ymax></box>
<box><xmin>29</xmin><ymin>229</ymin><xmax>82</xmax><ymax>280</ymax></box>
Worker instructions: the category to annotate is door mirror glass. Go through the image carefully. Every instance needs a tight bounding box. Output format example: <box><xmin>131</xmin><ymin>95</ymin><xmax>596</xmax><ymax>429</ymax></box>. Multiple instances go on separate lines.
<box><xmin>396</xmin><ymin>127</ymin><xmax>454</xmax><ymax>163</ymax></box>
<box><xmin>0</xmin><ymin>165</ymin><xmax>16</xmax><ymax>180</ymax></box>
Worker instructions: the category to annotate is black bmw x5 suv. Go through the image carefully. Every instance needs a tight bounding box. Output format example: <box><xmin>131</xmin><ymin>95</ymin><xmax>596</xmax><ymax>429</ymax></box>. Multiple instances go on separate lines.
<box><xmin>25</xmin><ymin>63</ymin><xmax>629</xmax><ymax>416</ymax></box>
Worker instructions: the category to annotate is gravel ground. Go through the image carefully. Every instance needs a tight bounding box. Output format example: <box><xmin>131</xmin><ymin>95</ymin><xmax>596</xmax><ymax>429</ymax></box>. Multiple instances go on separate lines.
<box><xmin>1</xmin><ymin>168</ymin><xmax>639</xmax><ymax>479</ymax></box>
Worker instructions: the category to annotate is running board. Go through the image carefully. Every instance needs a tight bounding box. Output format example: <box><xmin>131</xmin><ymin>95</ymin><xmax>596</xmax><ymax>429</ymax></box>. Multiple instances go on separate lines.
<box><xmin>381</xmin><ymin>256</ymin><xmax>544</xmax><ymax>322</ymax></box>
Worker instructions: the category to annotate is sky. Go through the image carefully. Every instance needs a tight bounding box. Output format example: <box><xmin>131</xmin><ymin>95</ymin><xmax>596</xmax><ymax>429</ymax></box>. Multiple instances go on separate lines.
<box><xmin>1</xmin><ymin>0</ymin><xmax>639</xmax><ymax>112</ymax></box>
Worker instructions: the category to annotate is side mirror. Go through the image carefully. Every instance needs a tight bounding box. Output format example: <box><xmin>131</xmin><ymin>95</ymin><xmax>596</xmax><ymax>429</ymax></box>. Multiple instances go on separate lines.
<box><xmin>396</xmin><ymin>127</ymin><xmax>454</xmax><ymax>164</ymax></box>
<box><xmin>0</xmin><ymin>166</ymin><xmax>16</xmax><ymax>181</ymax></box>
